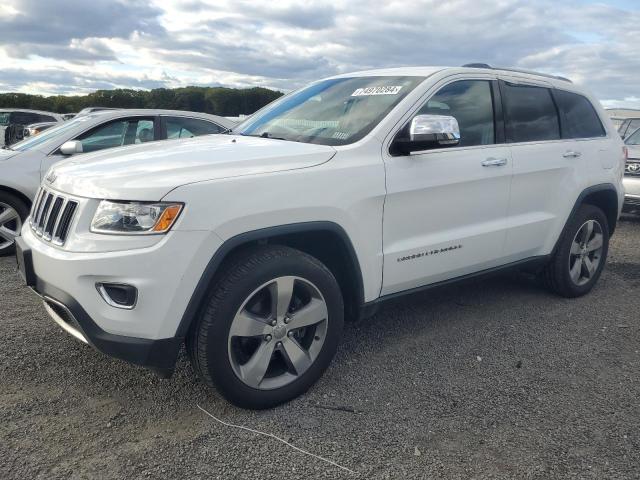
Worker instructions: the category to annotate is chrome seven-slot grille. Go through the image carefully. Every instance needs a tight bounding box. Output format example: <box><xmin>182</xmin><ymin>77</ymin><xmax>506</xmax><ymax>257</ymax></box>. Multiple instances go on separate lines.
<box><xmin>29</xmin><ymin>187</ymin><xmax>78</xmax><ymax>245</ymax></box>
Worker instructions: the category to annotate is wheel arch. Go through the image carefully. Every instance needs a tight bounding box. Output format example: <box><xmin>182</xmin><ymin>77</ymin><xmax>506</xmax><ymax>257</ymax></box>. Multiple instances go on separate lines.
<box><xmin>577</xmin><ymin>184</ymin><xmax>619</xmax><ymax>235</ymax></box>
<box><xmin>554</xmin><ymin>183</ymin><xmax>619</xmax><ymax>255</ymax></box>
<box><xmin>0</xmin><ymin>185</ymin><xmax>32</xmax><ymax>210</ymax></box>
<box><xmin>175</xmin><ymin>221</ymin><xmax>365</xmax><ymax>339</ymax></box>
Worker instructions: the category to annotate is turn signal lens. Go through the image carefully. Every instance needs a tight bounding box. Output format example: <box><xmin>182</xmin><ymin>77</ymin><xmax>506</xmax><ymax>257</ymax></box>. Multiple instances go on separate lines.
<box><xmin>152</xmin><ymin>204</ymin><xmax>183</xmax><ymax>232</ymax></box>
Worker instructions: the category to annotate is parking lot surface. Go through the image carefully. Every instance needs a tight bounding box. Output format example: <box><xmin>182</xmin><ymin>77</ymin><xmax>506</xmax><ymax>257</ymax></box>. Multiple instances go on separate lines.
<box><xmin>1</xmin><ymin>217</ymin><xmax>639</xmax><ymax>479</ymax></box>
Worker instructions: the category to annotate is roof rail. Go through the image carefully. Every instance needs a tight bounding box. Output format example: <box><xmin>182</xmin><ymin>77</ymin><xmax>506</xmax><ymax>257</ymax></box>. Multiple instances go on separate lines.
<box><xmin>461</xmin><ymin>63</ymin><xmax>572</xmax><ymax>83</ymax></box>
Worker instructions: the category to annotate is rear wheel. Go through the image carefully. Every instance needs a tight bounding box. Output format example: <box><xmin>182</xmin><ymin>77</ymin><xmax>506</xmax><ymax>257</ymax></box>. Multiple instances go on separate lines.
<box><xmin>188</xmin><ymin>245</ymin><xmax>344</xmax><ymax>409</ymax></box>
<box><xmin>543</xmin><ymin>204</ymin><xmax>609</xmax><ymax>297</ymax></box>
<box><xmin>0</xmin><ymin>192</ymin><xmax>29</xmax><ymax>256</ymax></box>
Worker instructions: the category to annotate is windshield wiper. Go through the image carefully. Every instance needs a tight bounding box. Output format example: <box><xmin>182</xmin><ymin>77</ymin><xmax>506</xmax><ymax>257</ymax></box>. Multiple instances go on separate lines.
<box><xmin>259</xmin><ymin>132</ymin><xmax>289</xmax><ymax>141</ymax></box>
<box><xmin>238</xmin><ymin>132</ymin><xmax>293</xmax><ymax>142</ymax></box>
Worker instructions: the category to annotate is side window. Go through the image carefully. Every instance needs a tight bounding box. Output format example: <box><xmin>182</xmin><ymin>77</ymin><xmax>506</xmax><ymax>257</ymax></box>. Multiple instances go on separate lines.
<box><xmin>416</xmin><ymin>80</ymin><xmax>495</xmax><ymax>147</ymax></box>
<box><xmin>166</xmin><ymin>117</ymin><xmax>224</xmax><ymax>139</ymax></box>
<box><xmin>626</xmin><ymin>128</ymin><xmax>640</xmax><ymax>146</ymax></box>
<box><xmin>619</xmin><ymin>119</ymin><xmax>631</xmax><ymax>137</ymax></box>
<box><xmin>134</xmin><ymin>119</ymin><xmax>155</xmax><ymax>144</ymax></box>
<box><xmin>554</xmin><ymin>90</ymin><xmax>605</xmax><ymax>139</ymax></box>
<box><xmin>37</xmin><ymin>114</ymin><xmax>57</xmax><ymax>123</ymax></box>
<box><xmin>627</xmin><ymin>120</ymin><xmax>640</xmax><ymax>138</ymax></box>
<box><xmin>10</xmin><ymin>112</ymin><xmax>39</xmax><ymax>125</ymax></box>
<box><xmin>76</xmin><ymin>118</ymin><xmax>154</xmax><ymax>153</ymax></box>
<box><xmin>502</xmin><ymin>83</ymin><xmax>560</xmax><ymax>143</ymax></box>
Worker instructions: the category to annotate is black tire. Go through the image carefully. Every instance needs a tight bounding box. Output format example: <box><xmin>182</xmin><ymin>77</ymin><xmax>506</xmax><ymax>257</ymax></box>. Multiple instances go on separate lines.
<box><xmin>187</xmin><ymin>245</ymin><xmax>344</xmax><ymax>409</ymax></box>
<box><xmin>543</xmin><ymin>204</ymin><xmax>609</xmax><ymax>298</ymax></box>
<box><xmin>0</xmin><ymin>191</ymin><xmax>29</xmax><ymax>256</ymax></box>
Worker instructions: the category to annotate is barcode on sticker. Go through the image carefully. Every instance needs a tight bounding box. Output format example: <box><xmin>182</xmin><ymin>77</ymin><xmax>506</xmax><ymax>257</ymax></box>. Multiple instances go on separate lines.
<box><xmin>351</xmin><ymin>86</ymin><xmax>403</xmax><ymax>96</ymax></box>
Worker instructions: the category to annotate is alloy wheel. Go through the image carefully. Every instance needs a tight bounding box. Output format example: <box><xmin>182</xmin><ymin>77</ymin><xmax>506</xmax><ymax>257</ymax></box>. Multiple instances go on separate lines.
<box><xmin>568</xmin><ymin>219</ymin><xmax>604</xmax><ymax>286</ymax></box>
<box><xmin>228</xmin><ymin>276</ymin><xmax>329</xmax><ymax>390</ymax></box>
<box><xmin>0</xmin><ymin>202</ymin><xmax>22</xmax><ymax>250</ymax></box>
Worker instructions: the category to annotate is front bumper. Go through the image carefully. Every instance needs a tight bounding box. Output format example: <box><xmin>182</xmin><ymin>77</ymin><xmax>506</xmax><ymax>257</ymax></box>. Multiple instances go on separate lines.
<box><xmin>16</xmin><ymin>219</ymin><xmax>221</xmax><ymax>374</ymax></box>
<box><xmin>16</xmin><ymin>235</ymin><xmax>182</xmax><ymax>375</ymax></box>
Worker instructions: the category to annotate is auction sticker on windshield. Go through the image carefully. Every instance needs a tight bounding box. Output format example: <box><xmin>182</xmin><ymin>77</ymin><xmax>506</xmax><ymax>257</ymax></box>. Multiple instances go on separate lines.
<box><xmin>351</xmin><ymin>86</ymin><xmax>403</xmax><ymax>96</ymax></box>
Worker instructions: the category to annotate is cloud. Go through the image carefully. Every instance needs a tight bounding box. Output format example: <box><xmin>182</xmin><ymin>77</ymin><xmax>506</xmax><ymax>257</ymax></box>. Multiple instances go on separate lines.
<box><xmin>0</xmin><ymin>0</ymin><xmax>164</xmax><ymax>62</ymax></box>
<box><xmin>7</xmin><ymin>38</ymin><xmax>118</xmax><ymax>64</ymax></box>
<box><xmin>230</xmin><ymin>2</ymin><xmax>337</xmax><ymax>30</ymax></box>
<box><xmin>0</xmin><ymin>67</ymin><xmax>176</xmax><ymax>94</ymax></box>
<box><xmin>0</xmin><ymin>0</ymin><xmax>637</xmax><ymax>107</ymax></box>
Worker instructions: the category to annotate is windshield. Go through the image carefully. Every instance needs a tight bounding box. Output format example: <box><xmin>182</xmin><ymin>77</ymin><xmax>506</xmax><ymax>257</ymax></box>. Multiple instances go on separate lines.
<box><xmin>9</xmin><ymin>116</ymin><xmax>91</xmax><ymax>152</ymax></box>
<box><xmin>626</xmin><ymin>128</ymin><xmax>640</xmax><ymax>146</ymax></box>
<box><xmin>233</xmin><ymin>76</ymin><xmax>425</xmax><ymax>146</ymax></box>
<box><xmin>0</xmin><ymin>112</ymin><xmax>10</xmax><ymax>126</ymax></box>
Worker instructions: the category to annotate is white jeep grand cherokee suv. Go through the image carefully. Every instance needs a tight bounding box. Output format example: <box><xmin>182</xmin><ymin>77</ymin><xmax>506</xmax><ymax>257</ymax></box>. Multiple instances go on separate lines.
<box><xmin>16</xmin><ymin>66</ymin><xmax>625</xmax><ymax>409</ymax></box>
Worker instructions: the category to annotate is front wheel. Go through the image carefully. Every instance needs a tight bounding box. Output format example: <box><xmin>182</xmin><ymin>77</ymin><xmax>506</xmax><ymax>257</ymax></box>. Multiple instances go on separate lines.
<box><xmin>0</xmin><ymin>191</ymin><xmax>29</xmax><ymax>256</ymax></box>
<box><xmin>188</xmin><ymin>245</ymin><xmax>344</xmax><ymax>409</ymax></box>
<box><xmin>543</xmin><ymin>204</ymin><xmax>609</xmax><ymax>298</ymax></box>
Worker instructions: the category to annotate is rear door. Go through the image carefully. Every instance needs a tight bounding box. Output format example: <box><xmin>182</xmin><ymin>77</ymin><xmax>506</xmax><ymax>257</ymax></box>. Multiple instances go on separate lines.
<box><xmin>500</xmin><ymin>80</ymin><xmax>607</xmax><ymax>259</ymax></box>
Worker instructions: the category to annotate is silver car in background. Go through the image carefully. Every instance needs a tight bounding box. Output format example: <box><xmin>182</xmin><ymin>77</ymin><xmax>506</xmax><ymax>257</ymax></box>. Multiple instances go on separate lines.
<box><xmin>623</xmin><ymin>127</ymin><xmax>640</xmax><ymax>213</ymax></box>
<box><xmin>0</xmin><ymin>109</ymin><xmax>236</xmax><ymax>255</ymax></box>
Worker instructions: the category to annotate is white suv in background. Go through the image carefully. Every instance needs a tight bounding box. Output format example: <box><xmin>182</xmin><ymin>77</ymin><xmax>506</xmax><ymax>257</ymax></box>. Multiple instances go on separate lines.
<box><xmin>16</xmin><ymin>66</ymin><xmax>625</xmax><ymax>409</ymax></box>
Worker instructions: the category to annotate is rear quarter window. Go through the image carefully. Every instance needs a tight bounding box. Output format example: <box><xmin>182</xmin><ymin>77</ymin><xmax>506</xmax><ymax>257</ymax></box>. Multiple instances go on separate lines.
<box><xmin>554</xmin><ymin>90</ymin><xmax>605</xmax><ymax>139</ymax></box>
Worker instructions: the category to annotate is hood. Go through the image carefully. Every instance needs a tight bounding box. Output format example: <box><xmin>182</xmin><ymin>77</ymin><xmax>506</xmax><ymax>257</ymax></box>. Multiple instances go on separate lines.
<box><xmin>47</xmin><ymin>135</ymin><xmax>336</xmax><ymax>200</ymax></box>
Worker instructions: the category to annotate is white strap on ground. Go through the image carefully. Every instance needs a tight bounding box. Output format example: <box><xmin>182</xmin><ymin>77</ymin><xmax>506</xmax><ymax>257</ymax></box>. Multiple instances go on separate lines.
<box><xmin>197</xmin><ymin>404</ymin><xmax>357</xmax><ymax>475</ymax></box>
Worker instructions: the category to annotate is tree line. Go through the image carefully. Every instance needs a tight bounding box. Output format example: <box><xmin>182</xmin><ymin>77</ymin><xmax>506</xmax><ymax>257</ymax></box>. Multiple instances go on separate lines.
<box><xmin>0</xmin><ymin>86</ymin><xmax>284</xmax><ymax>116</ymax></box>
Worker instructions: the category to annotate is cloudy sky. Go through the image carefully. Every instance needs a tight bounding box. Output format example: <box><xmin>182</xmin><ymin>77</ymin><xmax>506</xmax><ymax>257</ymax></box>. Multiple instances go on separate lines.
<box><xmin>0</xmin><ymin>0</ymin><xmax>638</xmax><ymax>107</ymax></box>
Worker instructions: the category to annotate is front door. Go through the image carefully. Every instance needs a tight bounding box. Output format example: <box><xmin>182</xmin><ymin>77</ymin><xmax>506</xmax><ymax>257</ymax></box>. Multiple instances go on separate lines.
<box><xmin>382</xmin><ymin>79</ymin><xmax>512</xmax><ymax>295</ymax></box>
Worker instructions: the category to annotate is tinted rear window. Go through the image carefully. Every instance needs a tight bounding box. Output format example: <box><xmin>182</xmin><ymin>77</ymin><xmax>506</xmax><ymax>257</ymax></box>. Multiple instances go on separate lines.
<box><xmin>10</xmin><ymin>112</ymin><xmax>40</xmax><ymax>125</ymax></box>
<box><xmin>554</xmin><ymin>90</ymin><xmax>605</xmax><ymax>139</ymax></box>
<box><xmin>502</xmin><ymin>82</ymin><xmax>560</xmax><ymax>143</ymax></box>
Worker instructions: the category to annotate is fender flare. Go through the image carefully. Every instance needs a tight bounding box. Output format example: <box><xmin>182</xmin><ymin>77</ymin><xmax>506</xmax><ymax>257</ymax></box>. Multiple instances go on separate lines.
<box><xmin>553</xmin><ymin>183</ymin><xmax>619</xmax><ymax>254</ymax></box>
<box><xmin>174</xmin><ymin>221</ymin><xmax>365</xmax><ymax>338</ymax></box>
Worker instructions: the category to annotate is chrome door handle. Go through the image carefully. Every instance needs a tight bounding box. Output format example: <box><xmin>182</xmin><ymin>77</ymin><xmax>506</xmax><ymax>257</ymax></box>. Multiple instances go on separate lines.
<box><xmin>482</xmin><ymin>157</ymin><xmax>508</xmax><ymax>167</ymax></box>
<box><xmin>563</xmin><ymin>151</ymin><xmax>582</xmax><ymax>158</ymax></box>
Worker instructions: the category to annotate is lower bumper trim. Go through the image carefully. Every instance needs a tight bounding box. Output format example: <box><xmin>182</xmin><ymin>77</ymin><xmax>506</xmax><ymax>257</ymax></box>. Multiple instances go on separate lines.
<box><xmin>17</xmin><ymin>234</ymin><xmax>182</xmax><ymax>375</ymax></box>
<box><xmin>34</xmin><ymin>277</ymin><xmax>181</xmax><ymax>375</ymax></box>
<box><xmin>623</xmin><ymin>195</ymin><xmax>640</xmax><ymax>211</ymax></box>
<box><xmin>42</xmin><ymin>296</ymin><xmax>88</xmax><ymax>344</ymax></box>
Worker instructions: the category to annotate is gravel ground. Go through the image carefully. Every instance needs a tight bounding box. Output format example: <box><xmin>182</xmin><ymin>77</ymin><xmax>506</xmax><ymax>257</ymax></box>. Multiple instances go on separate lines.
<box><xmin>1</xmin><ymin>217</ymin><xmax>639</xmax><ymax>480</ymax></box>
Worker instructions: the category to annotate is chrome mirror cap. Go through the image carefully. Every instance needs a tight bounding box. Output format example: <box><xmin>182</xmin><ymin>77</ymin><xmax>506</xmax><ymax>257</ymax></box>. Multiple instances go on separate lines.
<box><xmin>59</xmin><ymin>140</ymin><xmax>83</xmax><ymax>155</ymax></box>
<box><xmin>410</xmin><ymin>114</ymin><xmax>460</xmax><ymax>145</ymax></box>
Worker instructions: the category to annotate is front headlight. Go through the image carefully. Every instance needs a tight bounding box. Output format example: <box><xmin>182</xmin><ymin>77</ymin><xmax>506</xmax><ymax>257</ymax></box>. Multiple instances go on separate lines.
<box><xmin>91</xmin><ymin>200</ymin><xmax>183</xmax><ymax>235</ymax></box>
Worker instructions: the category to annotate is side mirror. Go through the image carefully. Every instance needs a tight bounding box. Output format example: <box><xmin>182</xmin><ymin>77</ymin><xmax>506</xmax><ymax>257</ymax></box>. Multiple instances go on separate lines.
<box><xmin>391</xmin><ymin>114</ymin><xmax>460</xmax><ymax>155</ymax></box>
<box><xmin>60</xmin><ymin>140</ymin><xmax>83</xmax><ymax>155</ymax></box>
